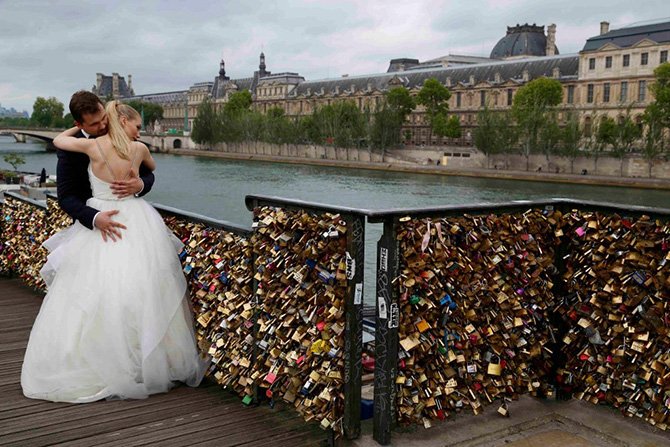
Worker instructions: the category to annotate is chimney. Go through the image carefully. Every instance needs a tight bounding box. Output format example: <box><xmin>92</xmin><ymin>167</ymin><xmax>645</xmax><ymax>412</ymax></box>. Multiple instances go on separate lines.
<box><xmin>600</xmin><ymin>21</ymin><xmax>609</xmax><ymax>35</ymax></box>
<box><xmin>127</xmin><ymin>74</ymin><xmax>132</xmax><ymax>92</ymax></box>
<box><xmin>546</xmin><ymin>24</ymin><xmax>556</xmax><ymax>56</ymax></box>
<box><xmin>96</xmin><ymin>73</ymin><xmax>103</xmax><ymax>92</ymax></box>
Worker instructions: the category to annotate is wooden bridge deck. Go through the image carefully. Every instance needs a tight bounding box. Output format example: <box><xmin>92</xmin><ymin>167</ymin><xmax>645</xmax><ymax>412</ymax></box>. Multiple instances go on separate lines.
<box><xmin>0</xmin><ymin>278</ymin><xmax>328</xmax><ymax>447</ymax></box>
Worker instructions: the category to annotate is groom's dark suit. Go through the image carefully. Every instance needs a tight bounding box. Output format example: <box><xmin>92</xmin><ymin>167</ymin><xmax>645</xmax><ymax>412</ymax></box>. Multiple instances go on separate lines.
<box><xmin>54</xmin><ymin>130</ymin><xmax>155</xmax><ymax>229</ymax></box>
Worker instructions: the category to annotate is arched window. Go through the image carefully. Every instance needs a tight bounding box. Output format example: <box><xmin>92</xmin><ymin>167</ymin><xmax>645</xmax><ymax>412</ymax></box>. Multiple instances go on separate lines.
<box><xmin>583</xmin><ymin>116</ymin><xmax>592</xmax><ymax>137</ymax></box>
<box><xmin>173</xmin><ymin>139</ymin><xmax>182</xmax><ymax>149</ymax></box>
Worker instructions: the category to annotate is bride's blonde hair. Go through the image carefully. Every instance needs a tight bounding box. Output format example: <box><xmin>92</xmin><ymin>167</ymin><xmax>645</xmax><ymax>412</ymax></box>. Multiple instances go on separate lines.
<box><xmin>105</xmin><ymin>100</ymin><xmax>141</xmax><ymax>160</ymax></box>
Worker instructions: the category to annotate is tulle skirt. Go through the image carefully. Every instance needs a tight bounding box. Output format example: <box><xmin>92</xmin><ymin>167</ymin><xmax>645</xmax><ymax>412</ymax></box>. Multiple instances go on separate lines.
<box><xmin>21</xmin><ymin>197</ymin><xmax>207</xmax><ymax>403</ymax></box>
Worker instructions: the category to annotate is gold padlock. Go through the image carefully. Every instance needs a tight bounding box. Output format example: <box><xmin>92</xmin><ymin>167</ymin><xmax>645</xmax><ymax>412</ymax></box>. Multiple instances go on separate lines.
<box><xmin>487</xmin><ymin>355</ymin><xmax>502</xmax><ymax>376</ymax></box>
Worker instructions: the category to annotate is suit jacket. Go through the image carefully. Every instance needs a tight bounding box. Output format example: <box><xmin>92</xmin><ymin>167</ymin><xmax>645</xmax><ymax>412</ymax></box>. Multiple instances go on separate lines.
<box><xmin>54</xmin><ymin>130</ymin><xmax>156</xmax><ymax>230</ymax></box>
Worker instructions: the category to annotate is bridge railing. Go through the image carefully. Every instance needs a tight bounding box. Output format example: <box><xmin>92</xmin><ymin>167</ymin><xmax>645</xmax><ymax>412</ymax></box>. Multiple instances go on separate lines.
<box><xmin>0</xmin><ymin>192</ymin><xmax>366</xmax><ymax>441</ymax></box>
<box><xmin>366</xmin><ymin>198</ymin><xmax>670</xmax><ymax>444</ymax></box>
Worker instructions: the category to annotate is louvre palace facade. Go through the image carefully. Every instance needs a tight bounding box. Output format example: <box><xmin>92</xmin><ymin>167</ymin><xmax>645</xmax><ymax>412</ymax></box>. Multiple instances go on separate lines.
<box><xmin>98</xmin><ymin>19</ymin><xmax>670</xmax><ymax>146</ymax></box>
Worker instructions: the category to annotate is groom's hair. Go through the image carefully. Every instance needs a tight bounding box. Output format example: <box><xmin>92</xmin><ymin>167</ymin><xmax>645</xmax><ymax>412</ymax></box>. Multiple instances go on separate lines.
<box><xmin>69</xmin><ymin>91</ymin><xmax>104</xmax><ymax>123</ymax></box>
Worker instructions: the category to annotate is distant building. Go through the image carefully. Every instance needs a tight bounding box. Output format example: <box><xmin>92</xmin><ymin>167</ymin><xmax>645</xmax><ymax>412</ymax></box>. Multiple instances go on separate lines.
<box><xmin>100</xmin><ymin>18</ymin><xmax>670</xmax><ymax>147</ymax></box>
<box><xmin>92</xmin><ymin>73</ymin><xmax>134</xmax><ymax>99</ymax></box>
<box><xmin>0</xmin><ymin>104</ymin><xmax>29</xmax><ymax>118</ymax></box>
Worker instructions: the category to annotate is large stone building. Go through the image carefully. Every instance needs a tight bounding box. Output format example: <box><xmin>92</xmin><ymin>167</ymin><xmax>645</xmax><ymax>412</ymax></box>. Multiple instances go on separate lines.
<box><xmin>102</xmin><ymin>18</ymin><xmax>670</xmax><ymax>146</ymax></box>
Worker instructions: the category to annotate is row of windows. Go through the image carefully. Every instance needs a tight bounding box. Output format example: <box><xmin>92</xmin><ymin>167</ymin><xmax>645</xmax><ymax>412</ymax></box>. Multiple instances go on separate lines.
<box><xmin>586</xmin><ymin>80</ymin><xmax>646</xmax><ymax>103</ymax></box>
<box><xmin>588</xmin><ymin>50</ymin><xmax>668</xmax><ymax>70</ymax></box>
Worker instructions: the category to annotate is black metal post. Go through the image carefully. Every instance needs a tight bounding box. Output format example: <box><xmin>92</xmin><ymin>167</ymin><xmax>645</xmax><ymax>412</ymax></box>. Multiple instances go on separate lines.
<box><xmin>373</xmin><ymin>218</ymin><xmax>399</xmax><ymax>445</ymax></box>
<box><xmin>343</xmin><ymin>214</ymin><xmax>365</xmax><ymax>439</ymax></box>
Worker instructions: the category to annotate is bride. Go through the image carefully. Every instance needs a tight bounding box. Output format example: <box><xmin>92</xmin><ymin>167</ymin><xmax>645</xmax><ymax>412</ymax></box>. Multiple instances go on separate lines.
<box><xmin>21</xmin><ymin>101</ymin><xmax>207</xmax><ymax>403</ymax></box>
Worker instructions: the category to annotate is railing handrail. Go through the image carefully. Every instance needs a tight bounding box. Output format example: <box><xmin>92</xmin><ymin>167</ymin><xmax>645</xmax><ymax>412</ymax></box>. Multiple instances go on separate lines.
<box><xmin>153</xmin><ymin>203</ymin><xmax>251</xmax><ymax>235</ymax></box>
<box><xmin>4</xmin><ymin>191</ymin><xmax>47</xmax><ymax>210</ymax></box>
<box><xmin>245</xmin><ymin>194</ymin><xmax>373</xmax><ymax>216</ymax></box>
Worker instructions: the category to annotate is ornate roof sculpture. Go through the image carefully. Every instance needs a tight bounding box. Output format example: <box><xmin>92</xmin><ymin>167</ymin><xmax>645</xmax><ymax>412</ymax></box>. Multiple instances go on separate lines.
<box><xmin>490</xmin><ymin>23</ymin><xmax>558</xmax><ymax>59</ymax></box>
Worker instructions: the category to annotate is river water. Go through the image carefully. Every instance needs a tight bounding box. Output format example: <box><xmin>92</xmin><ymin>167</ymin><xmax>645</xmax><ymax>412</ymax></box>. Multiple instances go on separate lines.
<box><xmin>2</xmin><ymin>135</ymin><xmax>667</xmax><ymax>305</ymax></box>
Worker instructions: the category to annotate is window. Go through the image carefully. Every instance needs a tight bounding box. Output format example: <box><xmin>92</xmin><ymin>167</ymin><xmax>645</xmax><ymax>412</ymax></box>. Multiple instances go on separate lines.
<box><xmin>603</xmin><ymin>83</ymin><xmax>610</xmax><ymax>102</ymax></box>
<box><xmin>480</xmin><ymin>91</ymin><xmax>486</xmax><ymax>107</ymax></box>
<box><xmin>620</xmin><ymin>81</ymin><xmax>628</xmax><ymax>102</ymax></box>
<box><xmin>605</xmin><ymin>56</ymin><xmax>612</xmax><ymax>68</ymax></box>
<box><xmin>638</xmin><ymin>80</ymin><xmax>646</xmax><ymax>102</ymax></box>
<box><xmin>588</xmin><ymin>58</ymin><xmax>596</xmax><ymax>70</ymax></box>
<box><xmin>641</xmin><ymin>52</ymin><xmax>648</xmax><ymax>65</ymax></box>
<box><xmin>587</xmin><ymin>84</ymin><xmax>594</xmax><ymax>103</ymax></box>
<box><xmin>507</xmin><ymin>89</ymin><xmax>513</xmax><ymax>106</ymax></box>
<box><xmin>623</xmin><ymin>54</ymin><xmax>630</xmax><ymax>67</ymax></box>
<box><xmin>567</xmin><ymin>85</ymin><xmax>575</xmax><ymax>104</ymax></box>
<box><xmin>661</xmin><ymin>50</ymin><xmax>668</xmax><ymax>64</ymax></box>
<box><xmin>456</xmin><ymin>92</ymin><xmax>461</xmax><ymax>107</ymax></box>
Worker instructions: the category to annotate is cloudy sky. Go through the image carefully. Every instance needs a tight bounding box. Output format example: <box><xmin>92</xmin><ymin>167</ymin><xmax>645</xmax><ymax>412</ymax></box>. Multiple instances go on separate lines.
<box><xmin>1</xmin><ymin>0</ymin><xmax>668</xmax><ymax>114</ymax></box>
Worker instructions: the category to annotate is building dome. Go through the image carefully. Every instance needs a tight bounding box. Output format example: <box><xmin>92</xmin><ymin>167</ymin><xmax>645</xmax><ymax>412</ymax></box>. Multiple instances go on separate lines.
<box><xmin>490</xmin><ymin>24</ymin><xmax>558</xmax><ymax>59</ymax></box>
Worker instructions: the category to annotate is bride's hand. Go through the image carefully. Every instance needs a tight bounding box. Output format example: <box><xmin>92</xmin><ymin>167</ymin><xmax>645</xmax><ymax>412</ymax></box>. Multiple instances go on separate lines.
<box><xmin>111</xmin><ymin>168</ymin><xmax>144</xmax><ymax>198</ymax></box>
<box><xmin>95</xmin><ymin>210</ymin><xmax>127</xmax><ymax>242</ymax></box>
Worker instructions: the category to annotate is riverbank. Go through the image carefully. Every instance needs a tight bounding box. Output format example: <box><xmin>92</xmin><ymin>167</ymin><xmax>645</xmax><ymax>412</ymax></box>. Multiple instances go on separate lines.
<box><xmin>166</xmin><ymin>148</ymin><xmax>670</xmax><ymax>191</ymax></box>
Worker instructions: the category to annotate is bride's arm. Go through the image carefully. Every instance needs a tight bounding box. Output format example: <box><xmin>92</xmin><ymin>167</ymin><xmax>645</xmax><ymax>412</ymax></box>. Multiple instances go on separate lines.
<box><xmin>137</xmin><ymin>142</ymin><xmax>156</xmax><ymax>171</ymax></box>
<box><xmin>53</xmin><ymin>127</ymin><xmax>93</xmax><ymax>154</ymax></box>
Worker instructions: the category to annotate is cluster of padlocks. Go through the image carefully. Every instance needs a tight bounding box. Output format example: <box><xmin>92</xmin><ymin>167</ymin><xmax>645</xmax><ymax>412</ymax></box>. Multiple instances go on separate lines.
<box><xmin>391</xmin><ymin>207</ymin><xmax>670</xmax><ymax>430</ymax></box>
<box><xmin>394</xmin><ymin>209</ymin><xmax>562</xmax><ymax>427</ymax></box>
<box><xmin>0</xmin><ymin>195</ymin><xmax>49</xmax><ymax>289</ymax></box>
<box><xmin>249</xmin><ymin>206</ymin><xmax>350</xmax><ymax>432</ymax></box>
<box><xmin>557</xmin><ymin>211</ymin><xmax>670</xmax><ymax>429</ymax></box>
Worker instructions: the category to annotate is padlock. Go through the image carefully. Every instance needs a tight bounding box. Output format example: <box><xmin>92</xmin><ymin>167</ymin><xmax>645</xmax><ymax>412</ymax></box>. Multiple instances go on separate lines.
<box><xmin>487</xmin><ymin>355</ymin><xmax>502</xmax><ymax>376</ymax></box>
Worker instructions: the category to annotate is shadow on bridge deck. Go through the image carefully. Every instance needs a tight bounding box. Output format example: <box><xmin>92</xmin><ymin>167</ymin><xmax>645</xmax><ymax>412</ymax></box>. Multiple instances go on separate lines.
<box><xmin>0</xmin><ymin>278</ymin><xmax>328</xmax><ymax>447</ymax></box>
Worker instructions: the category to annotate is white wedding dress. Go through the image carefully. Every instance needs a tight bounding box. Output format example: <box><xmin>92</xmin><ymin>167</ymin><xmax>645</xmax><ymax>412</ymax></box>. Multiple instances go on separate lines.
<box><xmin>21</xmin><ymin>163</ymin><xmax>207</xmax><ymax>403</ymax></box>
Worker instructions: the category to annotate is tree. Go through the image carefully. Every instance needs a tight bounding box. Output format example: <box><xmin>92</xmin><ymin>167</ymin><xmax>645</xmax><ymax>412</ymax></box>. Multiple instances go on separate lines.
<box><xmin>512</xmin><ymin>77</ymin><xmax>563</xmax><ymax>170</ymax></box>
<box><xmin>126</xmin><ymin>100</ymin><xmax>164</xmax><ymax>128</ymax></box>
<box><xmin>474</xmin><ymin>107</ymin><xmax>518</xmax><ymax>168</ymax></box>
<box><xmin>649</xmin><ymin>62</ymin><xmax>670</xmax><ymax>129</ymax></box>
<box><xmin>558</xmin><ymin>112</ymin><xmax>582</xmax><ymax>174</ymax></box>
<box><xmin>386</xmin><ymin>87</ymin><xmax>416</xmax><ymax>123</ymax></box>
<box><xmin>385</xmin><ymin>87</ymin><xmax>416</xmax><ymax>146</ymax></box>
<box><xmin>538</xmin><ymin>113</ymin><xmax>561</xmax><ymax>166</ymax></box>
<box><xmin>641</xmin><ymin>104</ymin><xmax>666</xmax><ymax>177</ymax></box>
<box><xmin>3</xmin><ymin>153</ymin><xmax>25</xmax><ymax>171</ymax></box>
<box><xmin>417</xmin><ymin>78</ymin><xmax>451</xmax><ymax>143</ymax></box>
<box><xmin>31</xmin><ymin>97</ymin><xmax>64</xmax><ymax>128</ymax></box>
<box><xmin>224</xmin><ymin>90</ymin><xmax>253</xmax><ymax>116</ymax></box>
<box><xmin>610</xmin><ymin>112</ymin><xmax>641</xmax><ymax>176</ymax></box>
<box><xmin>191</xmin><ymin>98</ymin><xmax>220</xmax><ymax>146</ymax></box>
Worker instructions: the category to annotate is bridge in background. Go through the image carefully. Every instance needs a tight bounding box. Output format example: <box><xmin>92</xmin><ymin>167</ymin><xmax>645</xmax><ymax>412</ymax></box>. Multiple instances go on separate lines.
<box><xmin>0</xmin><ymin>129</ymin><xmax>191</xmax><ymax>152</ymax></box>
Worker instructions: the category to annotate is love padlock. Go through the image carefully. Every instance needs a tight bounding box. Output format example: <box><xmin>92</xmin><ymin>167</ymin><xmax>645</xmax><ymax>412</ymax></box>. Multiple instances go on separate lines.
<box><xmin>497</xmin><ymin>401</ymin><xmax>509</xmax><ymax>417</ymax></box>
<box><xmin>487</xmin><ymin>355</ymin><xmax>502</xmax><ymax>376</ymax></box>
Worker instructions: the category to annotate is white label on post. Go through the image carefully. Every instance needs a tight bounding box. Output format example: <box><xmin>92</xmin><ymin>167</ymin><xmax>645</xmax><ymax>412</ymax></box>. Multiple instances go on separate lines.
<box><xmin>380</xmin><ymin>247</ymin><xmax>388</xmax><ymax>272</ymax></box>
<box><xmin>389</xmin><ymin>303</ymin><xmax>399</xmax><ymax>328</ymax></box>
<box><xmin>378</xmin><ymin>298</ymin><xmax>388</xmax><ymax>319</ymax></box>
<box><xmin>354</xmin><ymin>283</ymin><xmax>363</xmax><ymax>305</ymax></box>
<box><xmin>346</xmin><ymin>252</ymin><xmax>355</xmax><ymax>280</ymax></box>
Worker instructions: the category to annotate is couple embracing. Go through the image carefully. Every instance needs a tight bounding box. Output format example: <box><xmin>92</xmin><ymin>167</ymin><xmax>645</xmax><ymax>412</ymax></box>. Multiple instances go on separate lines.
<box><xmin>21</xmin><ymin>91</ymin><xmax>207</xmax><ymax>403</ymax></box>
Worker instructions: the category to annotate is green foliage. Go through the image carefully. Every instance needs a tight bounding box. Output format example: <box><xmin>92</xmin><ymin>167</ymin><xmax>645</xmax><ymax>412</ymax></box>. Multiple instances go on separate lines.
<box><xmin>511</xmin><ymin>78</ymin><xmax>563</xmax><ymax>169</ymax></box>
<box><xmin>31</xmin><ymin>96</ymin><xmax>64</xmax><ymax>127</ymax></box>
<box><xmin>538</xmin><ymin>114</ymin><xmax>561</xmax><ymax>161</ymax></box>
<box><xmin>126</xmin><ymin>100</ymin><xmax>164</xmax><ymax>127</ymax></box>
<box><xmin>417</xmin><ymin>78</ymin><xmax>451</xmax><ymax>141</ymax></box>
<box><xmin>0</xmin><ymin>117</ymin><xmax>31</xmax><ymax>127</ymax></box>
<box><xmin>191</xmin><ymin>98</ymin><xmax>220</xmax><ymax>145</ymax></box>
<box><xmin>386</xmin><ymin>87</ymin><xmax>416</xmax><ymax>122</ymax></box>
<box><xmin>3</xmin><ymin>153</ymin><xmax>26</xmax><ymax>171</ymax></box>
<box><xmin>650</xmin><ymin>62</ymin><xmax>670</xmax><ymax>129</ymax></box>
<box><xmin>308</xmin><ymin>101</ymin><xmax>366</xmax><ymax>147</ymax></box>
<box><xmin>370</xmin><ymin>105</ymin><xmax>400</xmax><ymax>149</ymax></box>
<box><xmin>596</xmin><ymin>116</ymin><xmax>617</xmax><ymax>148</ymax></box>
<box><xmin>558</xmin><ymin>112</ymin><xmax>583</xmax><ymax>173</ymax></box>
<box><xmin>473</xmin><ymin>108</ymin><xmax>518</xmax><ymax>166</ymax></box>
<box><xmin>642</xmin><ymin>104</ymin><xmax>667</xmax><ymax>177</ymax></box>
<box><xmin>224</xmin><ymin>91</ymin><xmax>253</xmax><ymax>116</ymax></box>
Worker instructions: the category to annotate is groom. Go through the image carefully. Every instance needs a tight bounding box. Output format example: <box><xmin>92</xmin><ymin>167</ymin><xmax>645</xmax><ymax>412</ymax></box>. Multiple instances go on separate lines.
<box><xmin>55</xmin><ymin>90</ymin><xmax>155</xmax><ymax>242</ymax></box>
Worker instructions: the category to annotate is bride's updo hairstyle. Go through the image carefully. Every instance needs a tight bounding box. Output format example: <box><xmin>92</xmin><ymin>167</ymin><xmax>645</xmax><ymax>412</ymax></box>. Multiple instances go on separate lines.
<box><xmin>105</xmin><ymin>100</ymin><xmax>141</xmax><ymax>160</ymax></box>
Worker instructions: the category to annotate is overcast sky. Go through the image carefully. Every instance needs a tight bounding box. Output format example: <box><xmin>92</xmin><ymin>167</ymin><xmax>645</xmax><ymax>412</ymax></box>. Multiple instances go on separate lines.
<box><xmin>1</xmin><ymin>0</ymin><xmax>668</xmax><ymax>114</ymax></box>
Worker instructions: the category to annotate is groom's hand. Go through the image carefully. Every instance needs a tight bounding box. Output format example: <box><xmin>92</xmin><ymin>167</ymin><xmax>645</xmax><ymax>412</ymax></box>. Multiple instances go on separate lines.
<box><xmin>95</xmin><ymin>210</ymin><xmax>127</xmax><ymax>242</ymax></box>
<box><xmin>111</xmin><ymin>168</ymin><xmax>144</xmax><ymax>198</ymax></box>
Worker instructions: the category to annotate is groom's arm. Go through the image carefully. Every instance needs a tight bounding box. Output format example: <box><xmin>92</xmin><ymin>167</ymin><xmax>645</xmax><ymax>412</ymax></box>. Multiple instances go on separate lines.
<box><xmin>136</xmin><ymin>163</ymin><xmax>155</xmax><ymax>197</ymax></box>
<box><xmin>56</xmin><ymin>149</ymin><xmax>99</xmax><ymax>230</ymax></box>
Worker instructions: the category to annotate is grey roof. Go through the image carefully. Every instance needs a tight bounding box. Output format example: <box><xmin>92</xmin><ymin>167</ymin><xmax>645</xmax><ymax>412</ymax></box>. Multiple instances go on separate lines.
<box><xmin>490</xmin><ymin>24</ymin><xmax>558</xmax><ymax>59</ymax></box>
<box><xmin>95</xmin><ymin>75</ymin><xmax>133</xmax><ymax>97</ymax></box>
<box><xmin>582</xmin><ymin>20</ymin><xmax>670</xmax><ymax>51</ymax></box>
<box><xmin>290</xmin><ymin>54</ymin><xmax>578</xmax><ymax>97</ymax></box>
<box><xmin>125</xmin><ymin>90</ymin><xmax>187</xmax><ymax>104</ymax></box>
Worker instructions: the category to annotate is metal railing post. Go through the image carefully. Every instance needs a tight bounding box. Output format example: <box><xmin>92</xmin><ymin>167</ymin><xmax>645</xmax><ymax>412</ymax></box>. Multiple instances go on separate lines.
<box><xmin>343</xmin><ymin>213</ymin><xmax>365</xmax><ymax>439</ymax></box>
<box><xmin>373</xmin><ymin>218</ymin><xmax>399</xmax><ymax>445</ymax></box>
